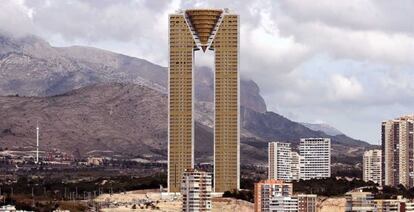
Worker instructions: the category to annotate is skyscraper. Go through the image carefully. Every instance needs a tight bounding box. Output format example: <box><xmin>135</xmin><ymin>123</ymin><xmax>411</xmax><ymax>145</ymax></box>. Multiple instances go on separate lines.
<box><xmin>268</xmin><ymin>142</ymin><xmax>292</xmax><ymax>181</ymax></box>
<box><xmin>363</xmin><ymin>149</ymin><xmax>382</xmax><ymax>186</ymax></box>
<box><xmin>299</xmin><ymin>138</ymin><xmax>331</xmax><ymax>180</ymax></box>
<box><xmin>168</xmin><ymin>9</ymin><xmax>239</xmax><ymax>193</ymax></box>
<box><xmin>382</xmin><ymin>115</ymin><xmax>414</xmax><ymax>187</ymax></box>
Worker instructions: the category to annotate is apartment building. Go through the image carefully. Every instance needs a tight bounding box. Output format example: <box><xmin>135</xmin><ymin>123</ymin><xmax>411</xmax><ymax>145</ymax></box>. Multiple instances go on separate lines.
<box><xmin>254</xmin><ymin>179</ymin><xmax>317</xmax><ymax>212</ymax></box>
<box><xmin>254</xmin><ymin>179</ymin><xmax>293</xmax><ymax>212</ymax></box>
<box><xmin>299</xmin><ymin>138</ymin><xmax>331</xmax><ymax>180</ymax></box>
<box><xmin>382</xmin><ymin>115</ymin><xmax>414</xmax><ymax>187</ymax></box>
<box><xmin>297</xmin><ymin>194</ymin><xmax>317</xmax><ymax>212</ymax></box>
<box><xmin>345</xmin><ymin>191</ymin><xmax>375</xmax><ymax>212</ymax></box>
<box><xmin>363</xmin><ymin>149</ymin><xmax>382</xmax><ymax>186</ymax></box>
<box><xmin>181</xmin><ymin>169</ymin><xmax>212</xmax><ymax>212</ymax></box>
<box><xmin>268</xmin><ymin>142</ymin><xmax>292</xmax><ymax>181</ymax></box>
<box><xmin>290</xmin><ymin>151</ymin><xmax>300</xmax><ymax>181</ymax></box>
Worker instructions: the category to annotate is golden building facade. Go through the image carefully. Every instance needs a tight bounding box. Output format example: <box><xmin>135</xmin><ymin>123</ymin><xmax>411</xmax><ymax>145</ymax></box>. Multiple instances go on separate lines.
<box><xmin>168</xmin><ymin>9</ymin><xmax>239</xmax><ymax>193</ymax></box>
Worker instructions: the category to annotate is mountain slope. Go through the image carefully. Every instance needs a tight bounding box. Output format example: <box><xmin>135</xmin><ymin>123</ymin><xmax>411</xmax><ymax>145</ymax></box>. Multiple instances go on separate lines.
<box><xmin>0</xmin><ymin>33</ymin><xmax>371</xmax><ymax>164</ymax></box>
<box><xmin>0</xmin><ymin>83</ymin><xmax>264</xmax><ymax>164</ymax></box>
<box><xmin>301</xmin><ymin>122</ymin><xmax>344</xmax><ymax>136</ymax></box>
<box><xmin>0</xmin><ymin>83</ymin><xmax>368</xmax><ymax>165</ymax></box>
<box><xmin>0</xmin><ymin>33</ymin><xmax>266</xmax><ymax>113</ymax></box>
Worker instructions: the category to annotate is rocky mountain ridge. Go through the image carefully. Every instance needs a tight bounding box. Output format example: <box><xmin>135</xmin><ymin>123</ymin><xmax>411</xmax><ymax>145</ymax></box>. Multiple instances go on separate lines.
<box><xmin>0</xmin><ymin>33</ymin><xmax>370</xmax><ymax>164</ymax></box>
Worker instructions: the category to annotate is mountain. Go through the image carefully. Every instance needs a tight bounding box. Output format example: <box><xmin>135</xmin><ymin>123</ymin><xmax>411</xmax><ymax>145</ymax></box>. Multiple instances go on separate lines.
<box><xmin>0</xmin><ymin>82</ymin><xmax>270</xmax><ymax>164</ymax></box>
<box><xmin>0</xmin><ymin>83</ymin><xmax>368</xmax><ymax>165</ymax></box>
<box><xmin>0</xmin><ymin>33</ymin><xmax>370</xmax><ymax>164</ymax></box>
<box><xmin>301</xmin><ymin>122</ymin><xmax>344</xmax><ymax>136</ymax></box>
<box><xmin>0</xmin><ymin>34</ymin><xmax>167</xmax><ymax>96</ymax></box>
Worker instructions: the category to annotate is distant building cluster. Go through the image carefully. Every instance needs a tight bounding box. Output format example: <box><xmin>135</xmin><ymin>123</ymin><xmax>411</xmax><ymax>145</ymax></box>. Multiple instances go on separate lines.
<box><xmin>361</xmin><ymin>115</ymin><xmax>414</xmax><ymax>187</ymax></box>
<box><xmin>254</xmin><ymin>179</ymin><xmax>317</xmax><ymax>212</ymax></box>
<box><xmin>346</xmin><ymin>191</ymin><xmax>414</xmax><ymax>212</ymax></box>
<box><xmin>268</xmin><ymin>138</ymin><xmax>331</xmax><ymax>181</ymax></box>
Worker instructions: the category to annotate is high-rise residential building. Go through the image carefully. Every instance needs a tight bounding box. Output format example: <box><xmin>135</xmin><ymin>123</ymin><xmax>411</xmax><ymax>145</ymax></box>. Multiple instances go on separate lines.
<box><xmin>299</xmin><ymin>138</ymin><xmax>331</xmax><ymax>180</ymax></box>
<box><xmin>297</xmin><ymin>194</ymin><xmax>317</xmax><ymax>212</ymax></box>
<box><xmin>181</xmin><ymin>169</ymin><xmax>212</xmax><ymax>211</ymax></box>
<box><xmin>254</xmin><ymin>179</ymin><xmax>293</xmax><ymax>212</ymax></box>
<box><xmin>363</xmin><ymin>149</ymin><xmax>382</xmax><ymax>186</ymax></box>
<box><xmin>268</xmin><ymin>142</ymin><xmax>292</xmax><ymax>181</ymax></box>
<box><xmin>168</xmin><ymin>9</ymin><xmax>239</xmax><ymax>193</ymax></box>
<box><xmin>290</xmin><ymin>151</ymin><xmax>300</xmax><ymax>181</ymax></box>
<box><xmin>382</xmin><ymin>115</ymin><xmax>414</xmax><ymax>188</ymax></box>
<box><xmin>345</xmin><ymin>191</ymin><xmax>375</xmax><ymax>212</ymax></box>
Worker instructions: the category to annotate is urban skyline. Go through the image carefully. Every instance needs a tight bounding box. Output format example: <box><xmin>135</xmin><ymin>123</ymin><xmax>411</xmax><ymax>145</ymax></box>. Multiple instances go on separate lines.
<box><xmin>0</xmin><ymin>1</ymin><xmax>413</xmax><ymax>211</ymax></box>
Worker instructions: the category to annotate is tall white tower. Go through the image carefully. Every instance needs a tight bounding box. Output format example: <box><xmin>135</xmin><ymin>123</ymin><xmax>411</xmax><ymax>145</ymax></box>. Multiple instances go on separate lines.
<box><xmin>35</xmin><ymin>122</ymin><xmax>39</xmax><ymax>164</ymax></box>
<box><xmin>268</xmin><ymin>142</ymin><xmax>292</xmax><ymax>181</ymax></box>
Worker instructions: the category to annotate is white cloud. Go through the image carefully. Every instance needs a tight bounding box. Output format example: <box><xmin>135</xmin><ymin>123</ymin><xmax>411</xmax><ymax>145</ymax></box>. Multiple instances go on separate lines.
<box><xmin>0</xmin><ymin>0</ymin><xmax>35</xmax><ymax>36</ymax></box>
<box><xmin>329</xmin><ymin>74</ymin><xmax>363</xmax><ymax>101</ymax></box>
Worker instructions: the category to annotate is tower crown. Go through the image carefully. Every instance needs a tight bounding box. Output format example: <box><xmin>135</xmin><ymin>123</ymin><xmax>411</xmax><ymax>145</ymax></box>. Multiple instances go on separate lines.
<box><xmin>185</xmin><ymin>9</ymin><xmax>223</xmax><ymax>52</ymax></box>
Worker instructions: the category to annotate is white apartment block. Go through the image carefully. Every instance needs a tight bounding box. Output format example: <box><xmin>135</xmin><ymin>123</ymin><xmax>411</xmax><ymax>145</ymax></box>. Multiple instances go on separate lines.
<box><xmin>269</xmin><ymin>142</ymin><xmax>292</xmax><ymax>181</ymax></box>
<box><xmin>254</xmin><ymin>179</ymin><xmax>317</xmax><ymax>212</ymax></box>
<box><xmin>269</xmin><ymin>195</ymin><xmax>317</xmax><ymax>212</ymax></box>
<box><xmin>299</xmin><ymin>138</ymin><xmax>331</xmax><ymax>180</ymax></box>
<box><xmin>290</xmin><ymin>151</ymin><xmax>300</xmax><ymax>181</ymax></box>
<box><xmin>269</xmin><ymin>196</ymin><xmax>298</xmax><ymax>212</ymax></box>
<box><xmin>363</xmin><ymin>149</ymin><xmax>382</xmax><ymax>186</ymax></box>
<box><xmin>181</xmin><ymin>169</ymin><xmax>212</xmax><ymax>212</ymax></box>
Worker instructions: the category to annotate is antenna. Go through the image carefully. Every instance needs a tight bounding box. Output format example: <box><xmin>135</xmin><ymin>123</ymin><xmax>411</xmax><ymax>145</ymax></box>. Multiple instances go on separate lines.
<box><xmin>35</xmin><ymin>121</ymin><xmax>39</xmax><ymax>164</ymax></box>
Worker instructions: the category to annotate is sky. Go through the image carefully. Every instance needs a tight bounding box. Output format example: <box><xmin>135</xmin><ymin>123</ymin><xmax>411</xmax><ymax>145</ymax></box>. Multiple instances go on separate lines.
<box><xmin>1</xmin><ymin>0</ymin><xmax>414</xmax><ymax>144</ymax></box>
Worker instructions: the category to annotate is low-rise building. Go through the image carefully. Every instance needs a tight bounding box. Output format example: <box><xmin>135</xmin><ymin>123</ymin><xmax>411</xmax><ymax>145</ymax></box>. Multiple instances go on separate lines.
<box><xmin>297</xmin><ymin>194</ymin><xmax>317</xmax><ymax>212</ymax></box>
<box><xmin>345</xmin><ymin>191</ymin><xmax>375</xmax><ymax>212</ymax></box>
<box><xmin>269</xmin><ymin>196</ymin><xmax>298</xmax><ymax>212</ymax></box>
<box><xmin>254</xmin><ymin>179</ymin><xmax>293</xmax><ymax>212</ymax></box>
<box><xmin>375</xmin><ymin>196</ymin><xmax>414</xmax><ymax>212</ymax></box>
<box><xmin>254</xmin><ymin>179</ymin><xmax>316</xmax><ymax>212</ymax></box>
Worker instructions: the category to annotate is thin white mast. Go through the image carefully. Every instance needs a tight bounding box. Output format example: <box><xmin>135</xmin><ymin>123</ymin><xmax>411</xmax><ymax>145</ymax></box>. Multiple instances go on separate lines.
<box><xmin>36</xmin><ymin>122</ymin><xmax>39</xmax><ymax>164</ymax></box>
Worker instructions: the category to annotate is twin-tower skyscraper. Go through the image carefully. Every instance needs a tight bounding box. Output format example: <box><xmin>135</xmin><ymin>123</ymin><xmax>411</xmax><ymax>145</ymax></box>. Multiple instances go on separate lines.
<box><xmin>168</xmin><ymin>9</ymin><xmax>239</xmax><ymax>193</ymax></box>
